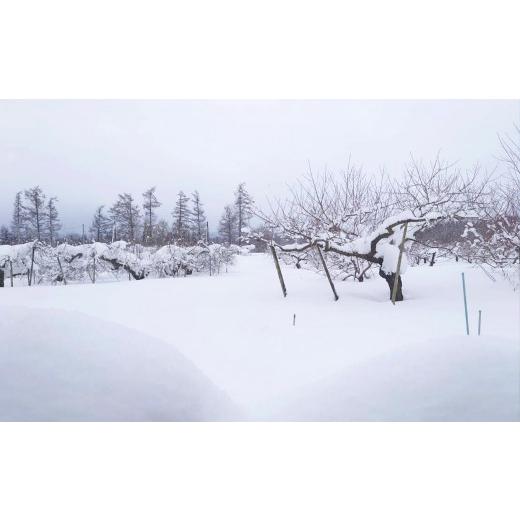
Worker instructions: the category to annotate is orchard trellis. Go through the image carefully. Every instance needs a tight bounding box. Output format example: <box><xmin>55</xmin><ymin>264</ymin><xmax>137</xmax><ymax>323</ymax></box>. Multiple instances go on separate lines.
<box><xmin>0</xmin><ymin>241</ymin><xmax>245</xmax><ymax>287</ymax></box>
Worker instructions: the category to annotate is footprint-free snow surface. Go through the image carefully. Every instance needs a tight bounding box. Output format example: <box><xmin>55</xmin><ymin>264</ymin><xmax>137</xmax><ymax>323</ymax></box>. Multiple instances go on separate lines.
<box><xmin>0</xmin><ymin>254</ymin><xmax>519</xmax><ymax>420</ymax></box>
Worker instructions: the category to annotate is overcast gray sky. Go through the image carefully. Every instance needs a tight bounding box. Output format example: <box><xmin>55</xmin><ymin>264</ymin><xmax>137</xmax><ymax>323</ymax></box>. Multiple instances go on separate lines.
<box><xmin>0</xmin><ymin>100</ymin><xmax>518</xmax><ymax>234</ymax></box>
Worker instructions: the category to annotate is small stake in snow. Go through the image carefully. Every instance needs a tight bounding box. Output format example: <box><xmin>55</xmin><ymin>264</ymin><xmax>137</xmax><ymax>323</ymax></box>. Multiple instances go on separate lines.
<box><xmin>478</xmin><ymin>310</ymin><xmax>482</xmax><ymax>336</ymax></box>
<box><xmin>315</xmin><ymin>244</ymin><xmax>339</xmax><ymax>301</ymax></box>
<box><xmin>270</xmin><ymin>245</ymin><xmax>287</xmax><ymax>298</ymax></box>
<box><xmin>391</xmin><ymin>222</ymin><xmax>408</xmax><ymax>305</ymax></box>
<box><xmin>461</xmin><ymin>272</ymin><xmax>470</xmax><ymax>335</ymax></box>
<box><xmin>293</xmin><ymin>313</ymin><xmax>296</xmax><ymax>326</ymax></box>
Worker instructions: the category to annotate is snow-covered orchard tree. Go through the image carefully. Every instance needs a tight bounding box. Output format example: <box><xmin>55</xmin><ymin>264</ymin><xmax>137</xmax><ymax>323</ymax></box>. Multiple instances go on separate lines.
<box><xmin>258</xmin><ymin>157</ymin><xmax>490</xmax><ymax>301</ymax></box>
<box><xmin>451</xmin><ymin>130</ymin><xmax>520</xmax><ymax>286</ymax></box>
<box><xmin>0</xmin><ymin>239</ymin><xmax>243</xmax><ymax>287</ymax></box>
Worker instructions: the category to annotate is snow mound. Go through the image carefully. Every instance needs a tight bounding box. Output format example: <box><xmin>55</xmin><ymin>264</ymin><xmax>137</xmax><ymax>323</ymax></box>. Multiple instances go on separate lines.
<box><xmin>271</xmin><ymin>336</ymin><xmax>520</xmax><ymax>421</ymax></box>
<box><xmin>0</xmin><ymin>307</ymin><xmax>239</xmax><ymax>421</ymax></box>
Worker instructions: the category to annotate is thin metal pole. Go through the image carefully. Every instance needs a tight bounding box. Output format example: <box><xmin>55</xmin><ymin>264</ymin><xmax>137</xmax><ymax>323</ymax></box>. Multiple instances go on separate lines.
<box><xmin>478</xmin><ymin>310</ymin><xmax>482</xmax><ymax>336</ymax></box>
<box><xmin>391</xmin><ymin>222</ymin><xmax>408</xmax><ymax>305</ymax></box>
<box><xmin>461</xmin><ymin>272</ymin><xmax>470</xmax><ymax>335</ymax></box>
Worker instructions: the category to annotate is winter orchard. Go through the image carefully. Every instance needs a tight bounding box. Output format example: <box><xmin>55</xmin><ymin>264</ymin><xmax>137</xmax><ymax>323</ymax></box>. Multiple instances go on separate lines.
<box><xmin>1</xmin><ymin>130</ymin><xmax>520</xmax><ymax>296</ymax></box>
<box><xmin>0</xmin><ymin>182</ymin><xmax>255</xmax><ymax>286</ymax></box>
<box><xmin>1</xmin><ymin>127</ymin><xmax>519</xmax><ymax>421</ymax></box>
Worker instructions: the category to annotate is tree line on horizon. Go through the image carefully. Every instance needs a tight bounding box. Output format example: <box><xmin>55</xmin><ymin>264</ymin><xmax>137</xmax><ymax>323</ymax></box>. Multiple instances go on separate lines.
<box><xmin>0</xmin><ymin>183</ymin><xmax>255</xmax><ymax>248</ymax></box>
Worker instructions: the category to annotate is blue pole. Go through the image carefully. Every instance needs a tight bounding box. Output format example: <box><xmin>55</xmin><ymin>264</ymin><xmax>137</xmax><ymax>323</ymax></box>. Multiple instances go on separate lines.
<box><xmin>461</xmin><ymin>273</ymin><xmax>470</xmax><ymax>335</ymax></box>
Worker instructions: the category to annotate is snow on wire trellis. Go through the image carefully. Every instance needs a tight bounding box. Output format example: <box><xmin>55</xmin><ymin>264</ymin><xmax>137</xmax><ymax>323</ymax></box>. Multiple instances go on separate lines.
<box><xmin>0</xmin><ymin>241</ymin><xmax>249</xmax><ymax>286</ymax></box>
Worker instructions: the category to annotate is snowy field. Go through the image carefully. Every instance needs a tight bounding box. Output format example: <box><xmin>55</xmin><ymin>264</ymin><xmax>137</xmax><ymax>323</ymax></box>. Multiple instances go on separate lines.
<box><xmin>1</xmin><ymin>253</ymin><xmax>519</xmax><ymax>421</ymax></box>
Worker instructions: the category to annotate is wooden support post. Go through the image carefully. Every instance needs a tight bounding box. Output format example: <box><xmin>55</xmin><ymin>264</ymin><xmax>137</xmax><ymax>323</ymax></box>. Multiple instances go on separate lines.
<box><xmin>29</xmin><ymin>245</ymin><xmax>35</xmax><ymax>286</ymax></box>
<box><xmin>315</xmin><ymin>245</ymin><xmax>339</xmax><ymax>301</ymax></box>
<box><xmin>391</xmin><ymin>222</ymin><xmax>408</xmax><ymax>305</ymax></box>
<box><xmin>461</xmin><ymin>272</ymin><xmax>470</xmax><ymax>335</ymax></box>
<box><xmin>270</xmin><ymin>245</ymin><xmax>287</xmax><ymax>297</ymax></box>
<box><xmin>9</xmin><ymin>260</ymin><xmax>13</xmax><ymax>287</ymax></box>
<box><xmin>92</xmin><ymin>257</ymin><xmax>96</xmax><ymax>284</ymax></box>
<box><xmin>57</xmin><ymin>255</ymin><xmax>67</xmax><ymax>285</ymax></box>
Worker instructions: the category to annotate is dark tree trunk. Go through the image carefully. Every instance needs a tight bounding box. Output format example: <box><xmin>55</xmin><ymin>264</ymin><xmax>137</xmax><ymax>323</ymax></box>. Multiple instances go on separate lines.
<box><xmin>0</xmin><ymin>268</ymin><xmax>4</xmax><ymax>288</ymax></box>
<box><xmin>99</xmin><ymin>256</ymin><xmax>146</xmax><ymax>280</ymax></box>
<box><xmin>379</xmin><ymin>269</ymin><xmax>403</xmax><ymax>301</ymax></box>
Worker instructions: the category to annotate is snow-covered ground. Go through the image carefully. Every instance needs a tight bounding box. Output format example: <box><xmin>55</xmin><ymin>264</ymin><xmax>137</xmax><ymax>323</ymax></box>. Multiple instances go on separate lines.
<box><xmin>1</xmin><ymin>253</ymin><xmax>519</xmax><ymax>420</ymax></box>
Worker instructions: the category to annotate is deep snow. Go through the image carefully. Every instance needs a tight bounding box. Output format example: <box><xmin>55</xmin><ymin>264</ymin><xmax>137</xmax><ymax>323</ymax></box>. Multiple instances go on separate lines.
<box><xmin>0</xmin><ymin>307</ymin><xmax>237</xmax><ymax>421</ymax></box>
<box><xmin>0</xmin><ymin>253</ymin><xmax>518</xmax><ymax>420</ymax></box>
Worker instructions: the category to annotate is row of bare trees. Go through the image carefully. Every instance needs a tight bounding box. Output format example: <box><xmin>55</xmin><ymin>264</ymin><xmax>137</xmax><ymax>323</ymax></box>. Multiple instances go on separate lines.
<box><xmin>1</xmin><ymin>183</ymin><xmax>256</xmax><ymax>248</ymax></box>
<box><xmin>0</xmin><ymin>187</ymin><xmax>61</xmax><ymax>245</ymax></box>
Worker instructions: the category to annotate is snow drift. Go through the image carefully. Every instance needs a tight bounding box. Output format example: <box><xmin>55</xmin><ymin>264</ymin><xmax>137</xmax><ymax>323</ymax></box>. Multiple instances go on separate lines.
<box><xmin>270</xmin><ymin>336</ymin><xmax>520</xmax><ymax>421</ymax></box>
<box><xmin>0</xmin><ymin>306</ymin><xmax>238</xmax><ymax>421</ymax></box>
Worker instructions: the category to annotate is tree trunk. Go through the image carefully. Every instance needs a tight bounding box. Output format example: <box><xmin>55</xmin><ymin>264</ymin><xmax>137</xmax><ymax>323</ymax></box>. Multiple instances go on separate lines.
<box><xmin>379</xmin><ymin>269</ymin><xmax>403</xmax><ymax>301</ymax></box>
<box><xmin>0</xmin><ymin>268</ymin><xmax>4</xmax><ymax>288</ymax></box>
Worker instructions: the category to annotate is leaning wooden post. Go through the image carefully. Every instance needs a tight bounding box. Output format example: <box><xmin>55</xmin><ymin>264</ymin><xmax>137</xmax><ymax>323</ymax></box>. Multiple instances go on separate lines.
<box><xmin>461</xmin><ymin>272</ymin><xmax>470</xmax><ymax>335</ymax></box>
<box><xmin>29</xmin><ymin>244</ymin><xmax>36</xmax><ymax>287</ymax></box>
<box><xmin>315</xmin><ymin>244</ymin><xmax>339</xmax><ymax>301</ymax></box>
<box><xmin>270</xmin><ymin>244</ymin><xmax>287</xmax><ymax>297</ymax></box>
<box><xmin>391</xmin><ymin>222</ymin><xmax>408</xmax><ymax>305</ymax></box>
<box><xmin>57</xmin><ymin>254</ymin><xmax>67</xmax><ymax>285</ymax></box>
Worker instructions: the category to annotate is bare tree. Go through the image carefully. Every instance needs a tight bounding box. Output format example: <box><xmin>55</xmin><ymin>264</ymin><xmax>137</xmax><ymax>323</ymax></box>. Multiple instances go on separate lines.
<box><xmin>110</xmin><ymin>193</ymin><xmax>141</xmax><ymax>242</ymax></box>
<box><xmin>90</xmin><ymin>205</ymin><xmax>112</xmax><ymax>242</ymax></box>
<box><xmin>172</xmin><ymin>191</ymin><xmax>191</xmax><ymax>244</ymax></box>
<box><xmin>0</xmin><ymin>226</ymin><xmax>12</xmax><ymax>245</ymax></box>
<box><xmin>45</xmin><ymin>197</ymin><xmax>61</xmax><ymax>245</ymax></box>
<box><xmin>11</xmin><ymin>191</ymin><xmax>25</xmax><ymax>244</ymax></box>
<box><xmin>190</xmin><ymin>190</ymin><xmax>207</xmax><ymax>242</ymax></box>
<box><xmin>142</xmin><ymin>186</ymin><xmax>161</xmax><ymax>244</ymax></box>
<box><xmin>23</xmin><ymin>186</ymin><xmax>47</xmax><ymax>241</ymax></box>
<box><xmin>218</xmin><ymin>205</ymin><xmax>237</xmax><ymax>246</ymax></box>
<box><xmin>456</xmin><ymin>128</ymin><xmax>520</xmax><ymax>284</ymax></box>
<box><xmin>234</xmin><ymin>183</ymin><xmax>254</xmax><ymax>245</ymax></box>
<box><xmin>259</xmin><ymin>158</ymin><xmax>488</xmax><ymax>300</ymax></box>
